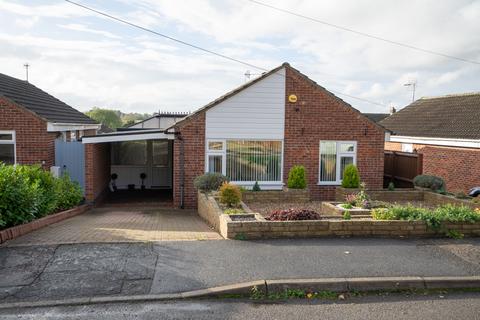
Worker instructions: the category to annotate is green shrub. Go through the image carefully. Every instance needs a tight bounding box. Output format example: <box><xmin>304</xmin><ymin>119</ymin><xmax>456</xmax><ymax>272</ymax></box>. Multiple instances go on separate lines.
<box><xmin>17</xmin><ymin>165</ymin><xmax>57</xmax><ymax>216</ymax></box>
<box><xmin>55</xmin><ymin>173</ymin><xmax>83</xmax><ymax>211</ymax></box>
<box><xmin>341</xmin><ymin>164</ymin><xmax>360</xmax><ymax>188</ymax></box>
<box><xmin>193</xmin><ymin>173</ymin><xmax>228</xmax><ymax>192</ymax></box>
<box><xmin>224</xmin><ymin>208</ymin><xmax>244</xmax><ymax>215</ymax></box>
<box><xmin>219</xmin><ymin>182</ymin><xmax>242</xmax><ymax>207</ymax></box>
<box><xmin>0</xmin><ymin>165</ymin><xmax>40</xmax><ymax>228</ymax></box>
<box><xmin>454</xmin><ymin>191</ymin><xmax>470</xmax><ymax>199</ymax></box>
<box><xmin>0</xmin><ymin>165</ymin><xmax>84</xmax><ymax>230</ymax></box>
<box><xmin>287</xmin><ymin>165</ymin><xmax>307</xmax><ymax>189</ymax></box>
<box><xmin>252</xmin><ymin>181</ymin><xmax>261</xmax><ymax>192</ymax></box>
<box><xmin>371</xmin><ymin>208</ymin><xmax>397</xmax><ymax>220</ymax></box>
<box><xmin>340</xmin><ymin>203</ymin><xmax>353</xmax><ymax>209</ymax></box>
<box><xmin>413</xmin><ymin>175</ymin><xmax>446</xmax><ymax>192</ymax></box>
<box><xmin>372</xmin><ymin>204</ymin><xmax>480</xmax><ymax>230</ymax></box>
<box><xmin>387</xmin><ymin>182</ymin><xmax>395</xmax><ymax>191</ymax></box>
<box><xmin>343</xmin><ymin>210</ymin><xmax>351</xmax><ymax>220</ymax></box>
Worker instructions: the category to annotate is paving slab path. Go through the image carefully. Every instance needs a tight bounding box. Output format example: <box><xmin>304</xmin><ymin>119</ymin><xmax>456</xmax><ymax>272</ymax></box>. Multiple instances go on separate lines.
<box><xmin>0</xmin><ymin>238</ymin><xmax>479</xmax><ymax>303</ymax></box>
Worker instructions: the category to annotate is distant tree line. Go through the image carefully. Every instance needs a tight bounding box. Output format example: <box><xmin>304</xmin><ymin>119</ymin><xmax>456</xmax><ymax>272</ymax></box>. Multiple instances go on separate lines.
<box><xmin>85</xmin><ymin>108</ymin><xmax>151</xmax><ymax>130</ymax></box>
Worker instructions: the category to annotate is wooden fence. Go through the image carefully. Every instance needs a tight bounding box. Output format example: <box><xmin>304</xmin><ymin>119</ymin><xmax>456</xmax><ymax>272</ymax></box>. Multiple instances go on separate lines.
<box><xmin>384</xmin><ymin>151</ymin><xmax>423</xmax><ymax>188</ymax></box>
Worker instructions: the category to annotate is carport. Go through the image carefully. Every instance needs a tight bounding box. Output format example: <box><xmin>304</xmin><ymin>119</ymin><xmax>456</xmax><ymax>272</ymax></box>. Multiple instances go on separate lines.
<box><xmin>82</xmin><ymin>129</ymin><xmax>175</xmax><ymax>205</ymax></box>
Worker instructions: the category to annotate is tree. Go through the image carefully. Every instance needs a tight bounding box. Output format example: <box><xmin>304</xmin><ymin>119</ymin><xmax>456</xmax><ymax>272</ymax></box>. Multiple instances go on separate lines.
<box><xmin>85</xmin><ymin>108</ymin><xmax>122</xmax><ymax>130</ymax></box>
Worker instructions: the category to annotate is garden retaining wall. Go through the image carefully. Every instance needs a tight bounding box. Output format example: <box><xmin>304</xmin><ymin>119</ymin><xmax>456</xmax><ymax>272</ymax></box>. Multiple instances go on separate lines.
<box><xmin>0</xmin><ymin>204</ymin><xmax>91</xmax><ymax>244</ymax></box>
<box><xmin>242</xmin><ymin>188</ymin><xmax>310</xmax><ymax>203</ymax></box>
<box><xmin>224</xmin><ymin>220</ymin><xmax>480</xmax><ymax>239</ymax></box>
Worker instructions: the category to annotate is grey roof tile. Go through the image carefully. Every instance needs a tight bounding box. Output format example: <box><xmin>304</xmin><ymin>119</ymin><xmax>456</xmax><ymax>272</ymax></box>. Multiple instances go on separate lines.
<box><xmin>0</xmin><ymin>73</ymin><xmax>97</xmax><ymax>124</ymax></box>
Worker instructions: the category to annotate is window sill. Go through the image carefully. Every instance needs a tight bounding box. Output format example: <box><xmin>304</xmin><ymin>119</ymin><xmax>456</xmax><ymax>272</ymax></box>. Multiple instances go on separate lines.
<box><xmin>317</xmin><ymin>182</ymin><xmax>341</xmax><ymax>186</ymax></box>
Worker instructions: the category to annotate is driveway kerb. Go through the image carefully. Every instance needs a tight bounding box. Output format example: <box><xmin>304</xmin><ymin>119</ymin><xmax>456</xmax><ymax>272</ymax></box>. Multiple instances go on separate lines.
<box><xmin>0</xmin><ymin>276</ymin><xmax>479</xmax><ymax>310</ymax></box>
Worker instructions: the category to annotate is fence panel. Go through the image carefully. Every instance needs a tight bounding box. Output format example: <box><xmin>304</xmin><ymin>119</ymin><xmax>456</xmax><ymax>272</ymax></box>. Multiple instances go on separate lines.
<box><xmin>384</xmin><ymin>151</ymin><xmax>423</xmax><ymax>188</ymax></box>
<box><xmin>55</xmin><ymin>140</ymin><xmax>85</xmax><ymax>192</ymax></box>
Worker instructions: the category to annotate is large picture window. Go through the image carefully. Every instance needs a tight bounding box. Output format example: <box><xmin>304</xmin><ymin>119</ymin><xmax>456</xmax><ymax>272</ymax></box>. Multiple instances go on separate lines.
<box><xmin>206</xmin><ymin>140</ymin><xmax>282</xmax><ymax>182</ymax></box>
<box><xmin>0</xmin><ymin>131</ymin><xmax>15</xmax><ymax>165</ymax></box>
<box><xmin>112</xmin><ymin>141</ymin><xmax>147</xmax><ymax>165</ymax></box>
<box><xmin>319</xmin><ymin>141</ymin><xmax>356</xmax><ymax>185</ymax></box>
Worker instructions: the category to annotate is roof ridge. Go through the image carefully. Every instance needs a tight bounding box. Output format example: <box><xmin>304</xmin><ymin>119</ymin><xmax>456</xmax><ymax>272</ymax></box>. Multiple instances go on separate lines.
<box><xmin>419</xmin><ymin>92</ymin><xmax>480</xmax><ymax>100</ymax></box>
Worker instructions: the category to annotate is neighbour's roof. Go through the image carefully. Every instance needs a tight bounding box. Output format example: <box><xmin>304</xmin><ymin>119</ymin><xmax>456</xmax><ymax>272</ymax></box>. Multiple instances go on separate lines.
<box><xmin>380</xmin><ymin>92</ymin><xmax>480</xmax><ymax>140</ymax></box>
<box><xmin>128</xmin><ymin>111</ymin><xmax>189</xmax><ymax>128</ymax></box>
<box><xmin>363</xmin><ymin>113</ymin><xmax>390</xmax><ymax>123</ymax></box>
<box><xmin>0</xmin><ymin>72</ymin><xmax>97</xmax><ymax>124</ymax></box>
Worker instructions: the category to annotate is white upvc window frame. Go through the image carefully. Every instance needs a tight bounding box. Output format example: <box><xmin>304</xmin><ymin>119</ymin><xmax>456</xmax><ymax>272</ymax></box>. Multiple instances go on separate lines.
<box><xmin>205</xmin><ymin>139</ymin><xmax>226</xmax><ymax>175</ymax></box>
<box><xmin>205</xmin><ymin>139</ymin><xmax>284</xmax><ymax>187</ymax></box>
<box><xmin>318</xmin><ymin>140</ymin><xmax>357</xmax><ymax>185</ymax></box>
<box><xmin>0</xmin><ymin>130</ymin><xmax>16</xmax><ymax>165</ymax></box>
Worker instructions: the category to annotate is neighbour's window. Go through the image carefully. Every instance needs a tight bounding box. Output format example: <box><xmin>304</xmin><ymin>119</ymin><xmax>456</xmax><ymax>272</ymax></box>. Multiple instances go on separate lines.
<box><xmin>152</xmin><ymin>140</ymin><xmax>170</xmax><ymax>167</ymax></box>
<box><xmin>205</xmin><ymin>140</ymin><xmax>283</xmax><ymax>182</ymax></box>
<box><xmin>319</xmin><ymin>141</ymin><xmax>357</xmax><ymax>185</ymax></box>
<box><xmin>111</xmin><ymin>141</ymin><xmax>147</xmax><ymax>165</ymax></box>
<box><xmin>0</xmin><ymin>131</ymin><xmax>15</xmax><ymax>165</ymax></box>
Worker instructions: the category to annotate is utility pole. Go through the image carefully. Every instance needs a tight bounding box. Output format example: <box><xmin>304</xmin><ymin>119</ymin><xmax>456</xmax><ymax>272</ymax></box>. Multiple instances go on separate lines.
<box><xmin>403</xmin><ymin>80</ymin><xmax>416</xmax><ymax>102</ymax></box>
<box><xmin>24</xmin><ymin>63</ymin><xmax>30</xmax><ymax>82</ymax></box>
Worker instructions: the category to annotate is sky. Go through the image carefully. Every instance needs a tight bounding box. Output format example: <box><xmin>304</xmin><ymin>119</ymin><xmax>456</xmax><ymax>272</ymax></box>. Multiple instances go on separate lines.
<box><xmin>0</xmin><ymin>0</ymin><xmax>479</xmax><ymax>114</ymax></box>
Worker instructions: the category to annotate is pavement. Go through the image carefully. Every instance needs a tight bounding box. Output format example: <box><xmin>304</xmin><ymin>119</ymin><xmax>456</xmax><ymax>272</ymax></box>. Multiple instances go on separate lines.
<box><xmin>3</xmin><ymin>206</ymin><xmax>222</xmax><ymax>246</ymax></box>
<box><xmin>0</xmin><ymin>238</ymin><xmax>479</xmax><ymax>303</ymax></box>
<box><xmin>1</xmin><ymin>292</ymin><xmax>480</xmax><ymax>319</ymax></box>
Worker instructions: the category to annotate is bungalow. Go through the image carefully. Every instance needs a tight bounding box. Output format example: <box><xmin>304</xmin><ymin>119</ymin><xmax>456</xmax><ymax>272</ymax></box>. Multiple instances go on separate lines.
<box><xmin>0</xmin><ymin>73</ymin><xmax>100</xmax><ymax>170</ymax></box>
<box><xmin>82</xmin><ymin>63</ymin><xmax>385</xmax><ymax>208</ymax></box>
<box><xmin>381</xmin><ymin>92</ymin><xmax>480</xmax><ymax>193</ymax></box>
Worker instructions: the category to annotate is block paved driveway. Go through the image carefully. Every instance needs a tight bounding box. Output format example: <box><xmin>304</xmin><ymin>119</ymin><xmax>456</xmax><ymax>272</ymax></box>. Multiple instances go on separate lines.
<box><xmin>3</xmin><ymin>206</ymin><xmax>222</xmax><ymax>246</ymax></box>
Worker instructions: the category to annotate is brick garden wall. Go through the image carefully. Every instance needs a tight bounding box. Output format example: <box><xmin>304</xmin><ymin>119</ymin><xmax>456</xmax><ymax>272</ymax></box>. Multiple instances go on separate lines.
<box><xmin>283</xmin><ymin>67</ymin><xmax>385</xmax><ymax>201</ymax></box>
<box><xmin>173</xmin><ymin>113</ymin><xmax>206</xmax><ymax>208</ymax></box>
<box><xmin>385</xmin><ymin>141</ymin><xmax>480</xmax><ymax>192</ymax></box>
<box><xmin>85</xmin><ymin>142</ymin><xmax>110</xmax><ymax>203</ymax></box>
<box><xmin>0</xmin><ymin>97</ymin><xmax>57</xmax><ymax>169</ymax></box>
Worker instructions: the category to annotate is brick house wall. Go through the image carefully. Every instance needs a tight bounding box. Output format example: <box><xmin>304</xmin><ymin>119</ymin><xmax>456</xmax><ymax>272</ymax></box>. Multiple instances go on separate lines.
<box><xmin>173</xmin><ymin>113</ymin><xmax>205</xmax><ymax>209</ymax></box>
<box><xmin>284</xmin><ymin>67</ymin><xmax>385</xmax><ymax>200</ymax></box>
<box><xmin>0</xmin><ymin>97</ymin><xmax>57</xmax><ymax>169</ymax></box>
<box><xmin>385</xmin><ymin>141</ymin><xmax>480</xmax><ymax>192</ymax></box>
<box><xmin>85</xmin><ymin>142</ymin><xmax>110</xmax><ymax>203</ymax></box>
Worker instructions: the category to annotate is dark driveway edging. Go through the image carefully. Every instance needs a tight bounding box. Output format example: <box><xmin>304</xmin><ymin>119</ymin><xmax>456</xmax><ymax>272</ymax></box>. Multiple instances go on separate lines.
<box><xmin>1</xmin><ymin>276</ymin><xmax>479</xmax><ymax>310</ymax></box>
<box><xmin>0</xmin><ymin>204</ymin><xmax>91</xmax><ymax>244</ymax></box>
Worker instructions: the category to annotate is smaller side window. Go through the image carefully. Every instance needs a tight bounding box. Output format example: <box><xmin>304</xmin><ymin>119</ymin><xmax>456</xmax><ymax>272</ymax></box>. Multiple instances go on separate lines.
<box><xmin>206</xmin><ymin>140</ymin><xmax>225</xmax><ymax>175</ymax></box>
<box><xmin>0</xmin><ymin>131</ymin><xmax>15</xmax><ymax>165</ymax></box>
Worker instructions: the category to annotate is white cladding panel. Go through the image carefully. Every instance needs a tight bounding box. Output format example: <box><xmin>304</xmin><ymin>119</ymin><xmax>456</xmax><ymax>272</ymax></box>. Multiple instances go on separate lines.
<box><xmin>206</xmin><ymin>68</ymin><xmax>285</xmax><ymax>139</ymax></box>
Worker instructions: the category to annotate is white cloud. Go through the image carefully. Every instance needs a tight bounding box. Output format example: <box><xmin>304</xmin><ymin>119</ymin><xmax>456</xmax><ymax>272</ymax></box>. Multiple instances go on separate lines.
<box><xmin>0</xmin><ymin>0</ymin><xmax>479</xmax><ymax>114</ymax></box>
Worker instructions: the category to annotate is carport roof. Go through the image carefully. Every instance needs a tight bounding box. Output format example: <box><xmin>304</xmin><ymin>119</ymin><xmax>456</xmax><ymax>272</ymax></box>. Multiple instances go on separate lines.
<box><xmin>81</xmin><ymin>129</ymin><xmax>174</xmax><ymax>143</ymax></box>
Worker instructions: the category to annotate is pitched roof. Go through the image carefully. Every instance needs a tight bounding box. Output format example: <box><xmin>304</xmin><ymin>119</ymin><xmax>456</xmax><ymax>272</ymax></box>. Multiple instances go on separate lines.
<box><xmin>0</xmin><ymin>73</ymin><xmax>97</xmax><ymax>124</ymax></box>
<box><xmin>363</xmin><ymin>113</ymin><xmax>390</xmax><ymax>123</ymax></box>
<box><xmin>380</xmin><ymin>92</ymin><xmax>480</xmax><ymax>140</ymax></box>
<box><xmin>169</xmin><ymin>63</ymin><xmax>385</xmax><ymax>132</ymax></box>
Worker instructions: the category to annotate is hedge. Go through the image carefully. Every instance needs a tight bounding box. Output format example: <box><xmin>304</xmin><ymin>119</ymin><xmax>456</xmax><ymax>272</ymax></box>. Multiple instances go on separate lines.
<box><xmin>0</xmin><ymin>164</ymin><xmax>83</xmax><ymax>230</ymax></box>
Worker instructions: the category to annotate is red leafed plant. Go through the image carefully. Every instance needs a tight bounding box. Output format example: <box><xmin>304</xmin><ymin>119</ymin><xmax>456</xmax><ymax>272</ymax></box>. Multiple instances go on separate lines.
<box><xmin>265</xmin><ymin>208</ymin><xmax>321</xmax><ymax>221</ymax></box>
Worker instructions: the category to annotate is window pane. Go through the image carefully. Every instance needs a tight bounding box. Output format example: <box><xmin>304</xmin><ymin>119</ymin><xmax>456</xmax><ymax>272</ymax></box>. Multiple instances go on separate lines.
<box><xmin>0</xmin><ymin>133</ymin><xmax>13</xmax><ymax>141</ymax></box>
<box><xmin>112</xmin><ymin>141</ymin><xmax>147</xmax><ymax>165</ymax></box>
<box><xmin>226</xmin><ymin>140</ymin><xmax>282</xmax><ymax>181</ymax></box>
<box><xmin>208</xmin><ymin>141</ymin><xmax>223</xmax><ymax>151</ymax></box>
<box><xmin>320</xmin><ymin>141</ymin><xmax>337</xmax><ymax>182</ymax></box>
<box><xmin>340</xmin><ymin>156</ymin><xmax>354</xmax><ymax>180</ymax></box>
<box><xmin>340</xmin><ymin>143</ymin><xmax>355</xmax><ymax>153</ymax></box>
<box><xmin>208</xmin><ymin>155</ymin><xmax>223</xmax><ymax>173</ymax></box>
<box><xmin>0</xmin><ymin>144</ymin><xmax>14</xmax><ymax>164</ymax></box>
<box><xmin>152</xmin><ymin>140</ymin><xmax>169</xmax><ymax>166</ymax></box>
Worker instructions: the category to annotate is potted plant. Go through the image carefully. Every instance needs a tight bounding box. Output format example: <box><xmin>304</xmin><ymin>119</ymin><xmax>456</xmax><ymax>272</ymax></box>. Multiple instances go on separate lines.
<box><xmin>140</xmin><ymin>173</ymin><xmax>147</xmax><ymax>190</ymax></box>
<box><xmin>111</xmin><ymin>173</ymin><xmax>118</xmax><ymax>191</ymax></box>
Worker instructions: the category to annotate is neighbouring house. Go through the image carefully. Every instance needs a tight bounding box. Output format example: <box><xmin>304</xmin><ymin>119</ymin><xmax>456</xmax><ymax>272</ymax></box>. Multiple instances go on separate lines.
<box><xmin>127</xmin><ymin>112</ymin><xmax>189</xmax><ymax>130</ymax></box>
<box><xmin>381</xmin><ymin>92</ymin><xmax>480</xmax><ymax>193</ymax></box>
<box><xmin>0</xmin><ymin>72</ymin><xmax>100</xmax><ymax>186</ymax></box>
<box><xmin>362</xmin><ymin>113</ymin><xmax>390</xmax><ymax>123</ymax></box>
<box><xmin>82</xmin><ymin>63</ymin><xmax>385</xmax><ymax>208</ymax></box>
